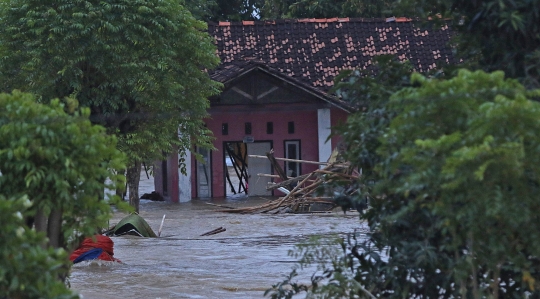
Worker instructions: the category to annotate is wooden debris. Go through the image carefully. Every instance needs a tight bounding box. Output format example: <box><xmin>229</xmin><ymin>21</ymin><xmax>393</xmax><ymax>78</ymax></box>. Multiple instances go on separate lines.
<box><xmin>266</xmin><ymin>150</ymin><xmax>289</xmax><ymax>183</ymax></box>
<box><xmin>200</xmin><ymin>227</ymin><xmax>226</xmax><ymax>236</ymax></box>
<box><xmin>216</xmin><ymin>152</ymin><xmax>359</xmax><ymax>214</ymax></box>
<box><xmin>158</xmin><ymin>214</ymin><xmax>166</xmax><ymax>237</ymax></box>
<box><xmin>266</xmin><ymin>173</ymin><xmax>311</xmax><ymax>191</ymax></box>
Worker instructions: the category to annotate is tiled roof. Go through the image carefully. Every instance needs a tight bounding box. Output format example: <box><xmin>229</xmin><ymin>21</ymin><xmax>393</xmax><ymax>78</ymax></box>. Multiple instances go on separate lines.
<box><xmin>208</xmin><ymin>18</ymin><xmax>455</xmax><ymax>100</ymax></box>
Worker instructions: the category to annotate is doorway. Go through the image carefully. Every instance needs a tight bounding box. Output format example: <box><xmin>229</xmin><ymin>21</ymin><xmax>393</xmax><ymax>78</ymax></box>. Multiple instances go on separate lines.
<box><xmin>224</xmin><ymin>142</ymin><xmax>249</xmax><ymax>196</ymax></box>
<box><xmin>246</xmin><ymin>142</ymin><xmax>272</xmax><ymax>196</ymax></box>
<box><xmin>223</xmin><ymin>141</ymin><xmax>272</xmax><ymax>197</ymax></box>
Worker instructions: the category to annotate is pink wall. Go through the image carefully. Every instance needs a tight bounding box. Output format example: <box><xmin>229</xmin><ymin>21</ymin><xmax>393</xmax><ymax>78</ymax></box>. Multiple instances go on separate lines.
<box><xmin>190</xmin><ymin>103</ymin><xmax>349</xmax><ymax>198</ymax></box>
<box><xmin>153</xmin><ymin>151</ymin><xmax>179</xmax><ymax>202</ymax></box>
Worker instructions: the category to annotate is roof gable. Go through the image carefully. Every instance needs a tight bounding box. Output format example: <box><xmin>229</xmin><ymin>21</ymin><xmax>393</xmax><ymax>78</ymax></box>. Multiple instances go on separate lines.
<box><xmin>209</xmin><ymin>18</ymin><xmax>455</xmax><ymax>101</ymax></box>
<box><xmin>210</xmin><ymin>60</ymin><xmax>352</xmax><ymax>111</ymax></box>
<box><xmin>216</xmin><ymin>67</ymin><xmax>323</xmax><ymax>106</ymax></box>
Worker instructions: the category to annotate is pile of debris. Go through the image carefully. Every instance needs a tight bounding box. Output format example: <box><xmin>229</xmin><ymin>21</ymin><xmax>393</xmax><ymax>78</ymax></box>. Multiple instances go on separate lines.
<box><xmin>217</xmin><ymin>150</ymin><xmax>360</xmax><ymax>214</ymax></box>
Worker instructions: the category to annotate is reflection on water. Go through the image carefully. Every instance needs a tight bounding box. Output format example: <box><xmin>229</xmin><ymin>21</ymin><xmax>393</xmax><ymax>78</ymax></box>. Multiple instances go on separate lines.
<box><xmin>70</xmin><ymin>197</ymin><xmax>365</xmax><ymax>299</ymax></box>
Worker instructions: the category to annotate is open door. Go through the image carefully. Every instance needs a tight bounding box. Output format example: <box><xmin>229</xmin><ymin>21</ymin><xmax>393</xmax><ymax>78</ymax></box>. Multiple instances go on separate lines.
<box><xmin>246</xmin><ymin>142</ymin><xmax>272</xmax><ymax>196</ymax></box>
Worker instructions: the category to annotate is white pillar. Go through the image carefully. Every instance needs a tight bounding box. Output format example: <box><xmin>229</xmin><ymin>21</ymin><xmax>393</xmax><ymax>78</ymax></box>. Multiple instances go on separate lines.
<box><xmin>178</xmin><ymin>149</ymin><xmax>192</xmax><ymax>203</ymax></box>
<box><xmin>178</xmin><ymin>128</ymin><xmax>192</xmax><ymax>202</ymax></box>
<box><xmin>317</xmin><ymin>108</ymin><xmax>332</xmax><ymax>165</ymax></box>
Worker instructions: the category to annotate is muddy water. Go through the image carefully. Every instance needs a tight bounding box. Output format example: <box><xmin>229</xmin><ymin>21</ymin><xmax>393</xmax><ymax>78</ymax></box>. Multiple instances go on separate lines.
<box><xmin>70</xmin><ymin>176</ymin><xmax>366</xmax><ymax>299</ymax></box>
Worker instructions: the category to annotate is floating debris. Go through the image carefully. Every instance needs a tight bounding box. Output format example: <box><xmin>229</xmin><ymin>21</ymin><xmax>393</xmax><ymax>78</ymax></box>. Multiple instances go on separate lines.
<box><xmin>104</xmin><ymin>213</ymin><xmax>158</xmax><ymax>237</ymax></box>
<box><xmin>200</xmin><ymin>227</ymin><xmax>227</xmax><ymax>236</ymax></box>
<box><xmin>70</xmin><ymin>235</ymin><xmax>121</xmax><ymax>264</ymax></box>
<box><xmin>216</xmin><ymin>150</ymin><xmax>359</xmax><ymax>214</ymax></box>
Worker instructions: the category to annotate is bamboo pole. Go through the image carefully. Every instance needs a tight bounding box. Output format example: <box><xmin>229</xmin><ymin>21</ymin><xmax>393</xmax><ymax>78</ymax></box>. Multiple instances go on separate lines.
<box><xmin>258</xmin><ymin>173</ymin><xmax>281</xmax><ymax>178</ymax></box>
<box><xmin>248</xmin><ymin>155</ymin><xmax>349</xmax><ymax>167</ymax></box>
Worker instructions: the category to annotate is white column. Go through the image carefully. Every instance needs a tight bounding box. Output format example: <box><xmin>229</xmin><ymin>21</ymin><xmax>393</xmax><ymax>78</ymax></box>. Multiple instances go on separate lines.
<box><xmin>178</xmin><ymin>149</ymin><xmax>192</xmax><ymax>202</ymax></box>
<box><xmin>317</xmin><ymin>108</ymin><xmax>332</xmax><ymax>165</ymax></box>
<box><xmin>178</xmin><ymin>128</ymin><xmax>192</xmax><ymax>202</ymax></box>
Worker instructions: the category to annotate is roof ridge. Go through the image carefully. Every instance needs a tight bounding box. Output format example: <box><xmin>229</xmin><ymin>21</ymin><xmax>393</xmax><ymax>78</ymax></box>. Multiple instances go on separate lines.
<box><xmin>213</xmin><ymin>17</ymin><xmax>416</xmax><ymax>27</ymax></box>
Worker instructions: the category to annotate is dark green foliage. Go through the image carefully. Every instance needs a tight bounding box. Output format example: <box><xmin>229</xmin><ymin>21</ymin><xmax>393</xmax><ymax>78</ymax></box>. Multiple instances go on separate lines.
<box><xmin>395</xmin><ymin>0</ymin><xmax>540</xmax><ymax>88</ymax></box>
<box><xmin>184</xmin><ymin>0</ymin><xmax>397</xmax><ymax>21</ymax></box>
<box><xmin>287</xmin><ymin>0</ymin><xmax>395</xmax><ymax>18</ymax></box>
<box><xmin>269</xmin><ymin>70</ymin><xmax>540</xmax><ymax>298</ymax></box>
<box><xmin>184</xmin><ymin>0</ymin><xmax>219</xmax><ymax>21</ymax></box>
<box><xmin>209</xmin><ymin>0</ymin><xmax>264</xmax><ymax>21</ymax></box>
<box><xmin>261</xmin><ymin>0</ymin><xmax>397</xmax><ymax>19</ymax></box>
<box><xmin>0</xmin><ymin>91</ymin><xmax>127</xmax><ymax>298</ymax></box>
<box><xmin>265</xmin><ymin>269</ymin><xmax>309</xmax><ymax>299</ymax></box>
<box><xmin>184</xmin><ymin>0</ymin><xmax>266</xmax><ymax>22</ymax></box>
<box><xmin>0</xmin><ymin>0</ymin><xmax>222</xmax><ymax>211</ymax></box>
<box><xmin>0</xmin><ymin>0</ymin><xmax>220</xmax><ymax>158</ymax></box>
<box><xmin>0</xmin><ymin>91</ymin><xmax>127</xmax><ymax>247</ymax></box>
<box><xmin>370</xmin><ymin>70</ymin><xmax>540</xmax><ymax>298</ymax></box>
<box><xmin>333</xmin><ymin>55</ymin><xmax>415</xmax><ymax>181</ymax></box>
<box><xmin>0</xmin><ymin>195</ymin><xmax>78</xmax><ymax>299</ymax></box>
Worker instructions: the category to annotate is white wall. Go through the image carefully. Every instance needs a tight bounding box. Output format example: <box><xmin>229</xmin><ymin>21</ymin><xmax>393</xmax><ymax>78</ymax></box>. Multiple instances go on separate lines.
<box><xmin>317</xmin><ymin>108</ymin><xmax>332</xmax><ymax>165</ymax></box>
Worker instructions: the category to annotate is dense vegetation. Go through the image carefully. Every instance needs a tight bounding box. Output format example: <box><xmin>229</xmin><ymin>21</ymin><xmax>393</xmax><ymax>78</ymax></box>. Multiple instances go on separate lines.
<box><xmin>0</xmin><ymin>91</ymin><xmax>126</xmax><ymax>298</ymax></box>
<box><xmin>0</xmin><ymin>0</ymin><xmax>223</xmax><ymax>295</ymax></box>
<box><xmin>2</xmin><ymin>0</ymin><xmax>539</xmax><ymax>297</ymax></box>
<box><xmin>0</xmin><ymin>0</ymin><xmax>221</xmax><ymax>212</ymax></box>
<box><xmin>266</xmin><ymin>0</ymin><xmax>540</xmax><ymax>297</ymax></box>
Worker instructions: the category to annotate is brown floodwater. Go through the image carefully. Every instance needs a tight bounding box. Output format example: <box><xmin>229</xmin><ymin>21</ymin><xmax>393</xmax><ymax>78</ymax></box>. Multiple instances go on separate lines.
<box><xmin>70</xmin><ymin>175</ymin><xmax>365</xmax><ymax>299</ymax></box>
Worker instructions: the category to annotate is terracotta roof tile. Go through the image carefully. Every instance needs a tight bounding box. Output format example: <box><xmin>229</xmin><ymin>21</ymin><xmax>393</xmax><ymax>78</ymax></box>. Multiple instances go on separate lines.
<box><xmin>209</xmin><ymin>18</ymin><xmax>455</xmax><ymax>96</ymax></box>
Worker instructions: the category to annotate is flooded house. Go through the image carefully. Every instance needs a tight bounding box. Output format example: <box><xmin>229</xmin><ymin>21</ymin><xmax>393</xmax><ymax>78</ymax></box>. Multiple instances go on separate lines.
<box><xmin>154</xmin><ymin>17</ymin><xmax>456</xmax><ymax>201</ymax></box>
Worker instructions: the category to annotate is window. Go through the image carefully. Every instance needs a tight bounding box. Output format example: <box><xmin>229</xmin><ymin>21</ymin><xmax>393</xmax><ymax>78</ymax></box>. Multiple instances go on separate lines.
<box><xmin>284</xmin><ymin>140</ymin><xmax>300</xmax><ymax>178</ymax></box>
<box><xmin>288</xmin><ymin>121</ymin><xmax>295</xmax><ymax>134</ymax></box>
<box><xmin>245</xmin><ymin>122</ymin><xmax>252</xmax><ymax>134</ymax></box>
<box><xmin>222</xmin><ymin>123</ymin><xmax>228</xmax><ymax>135</ymax></box>
<box><xmin>266</xmin><ymin>122</ymin><xmax>273</xmax><ymax>134</ymax></box>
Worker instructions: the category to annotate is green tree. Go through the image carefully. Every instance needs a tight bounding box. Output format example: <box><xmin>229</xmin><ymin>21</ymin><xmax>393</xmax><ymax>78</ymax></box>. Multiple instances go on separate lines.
<box><xmin>268</xmin><ymin>70</ymin><xmax>540</xmax><ymax>298</ymax></box>
<box><xmin>395</xmin><ymin>0</ymin><xmax>540</xmax><ymax>88</ymax></box>
<box><xmin>0</xmin><ymin>195</ymin><xmax>78</xmax><ymax>299</ymax></box>
<box><xmin>187</xmin><ymin>0</ymin><xmax>397</xmax><ymax>22</ymax></box>
<box><xmin>261</xmin><ymin>0</ymin><xmax>397</xmax><ymax>19</ymax></box>
<box><xmin>368</xmin><ymin>69</ymin><xmax>540</xmax><ymax>298</ymax></box>
<box><xmin>0</xmin><ymin>0</ymin><xmax>222</xmax><ymax>212</ymax></box>
<box><xmin>184</xmin><ymin>0</ymin><xmax>268</xmax><ymax>22</ymax></box>
<box><xmin>184</xmin><ymin>0</ymin><xmax>219</xmax><ymax>21</ymax></box>
<box><xmin>0</xmin><ymin>91</ymin><xmax>126</xmax><ymax>297</ymax></box>
<box><xmin>287</xmin><ymin>0</ymin><xmax>395</xmax><ymax>18</ymax></box>
<box><xmin>266</xmin><ymin>56</ymin><xmax>415</xmax><ymax>299</ymax></box>
<box><xmin>207</xmin><ymin>0</ymin><xmax>264</xmax><ymax>21</ymax></box>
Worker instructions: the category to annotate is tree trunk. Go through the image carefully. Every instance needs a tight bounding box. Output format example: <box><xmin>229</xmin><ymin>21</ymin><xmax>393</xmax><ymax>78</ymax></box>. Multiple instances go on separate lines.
<box><xmin>34</xmin><ymin>208</ymin><xmax>47</xmax><ymax>233</ymax></box>
<box><xmin>47</xmin><ymin>208</ymin><xmax>63</xmax><ymax>249</ymax></box>
<box><xmin>127</xmin><ymin>161</ymin><xmax>142</xmax><ymax>213</ymax></box>
<box><xmin>116</xmin><ymin>169</ymin><xmax>127</xmax><ymax>201</ymax></box>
